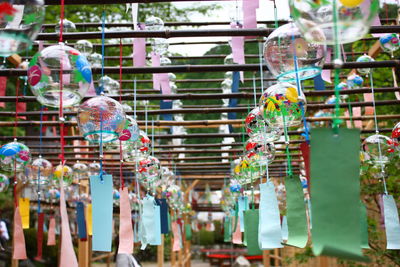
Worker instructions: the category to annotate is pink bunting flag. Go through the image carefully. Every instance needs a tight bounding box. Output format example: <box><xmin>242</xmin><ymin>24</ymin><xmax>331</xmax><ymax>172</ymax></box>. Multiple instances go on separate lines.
<box><xmin>344</xmin><ymin>110</ymin><xmax>351</xmax><ymax>128</ymax></box>
<box><xmin>321</xmin><ymin>48</ymin><xmax>332</xmax><ymax>83</ymax></box>
<box><xmin>12</xmin><ymin>207</ymin><xmax>27</xmax><ymax>260</ymax></box>
<box><xmin>133</xmin><ymin>37</ymin><xmax>146</xmax><ymax>67</ymax></box>
<box><xmin>171</xmin><ymin>221</ymin><xmax>181</xmax><ymax>252</ymax></box>
<box><xmin>231</xmin><ymin>23</ymin><xmax>245</xmax><ymax>82</ymax></box>
<box><xmin>364</xmin><ymin>93</ymin><xmax>374</xmax><ymax>115</ymax></box>
<box><xmin>232</xmin><ymin>220</ymin><xmax>242</xmax><ymax>244</ymax></box>
<box><xmin>118</xmin><ymin>187</ymin><xmax>134</xmax><ymax>254</ymax></box>
<box><xmin>243</xmin><ymin>0</ymin><xmax>259</xmax><ymax>39</ymax></box>
<box><xmin>59</xmin><ymin>178</ymin><xmax>78</xmax><ymax>267</ymax></box>
<box><xmin>47</xmin><ymin>216</ymin><xmax>56</xmax><ymax>246</ymax></box>
<box><xmin>151</xmin><ymin>52</ymin><xmax>161</xmax><ymax>90</ymax></box>
<box><xmin>352</xmin><ymin>107</ymin><xmax>362</xmax><ymax>129</ymax></box>
<box><xmin>0</xmin><ymin>76</ymin><xmax>6</xmax><ymax>108</ymax></box>
<box><xmin>34</xmin><ymin>213</ymin><xmax>44</xmax><ymax>261</ymax></box>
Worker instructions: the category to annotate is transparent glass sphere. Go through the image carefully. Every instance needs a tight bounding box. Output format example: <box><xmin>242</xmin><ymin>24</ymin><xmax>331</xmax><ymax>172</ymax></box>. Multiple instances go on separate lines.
<box><xmin>221</xmin><ymin>185</ymin><xmax>235</xmax><ymax>213</ymax></box>
<box><xmin>0</xmin><ymin>141</ymin><xmax>30</xmax><ymax>172</ymax></box>
<box><xmin>156</xmin><ymin>166</ymin><xmax>175</xmax><ymax>188</ymax></box>
<box><xmin>45</xmin><ymin>187</ymin><xmax>60</xmax><ymax>201</ymax></box>
<box><xmin>136</xmin><ymin>130</ymin><xmax>151</xmax><ymax>155</ymax></box>
<box><xmin>0</xmin><ymin>174</ymin><xmax>9</xmax><ymax>192</ymax></box>
<box><xmin>75</xmin><ymin>40</ymin><xmax>93</xmax><ymax>57</ymax></box>
<box><xmin>229</xmin><ymin>179</ymin><xmax>241</xmax><ymax>194</ymax></box>
<box><xmin>379</xmin><ymin>33</ymin><xmax>400</xmax><ymax>54</ymax></box>
<box><xmin>356</xmin><ymin>55</ymin><xmax>374</xmax><ymax>75</ymax></box>
<box><xmin>221</xmin><ymin>79</ymin><xmax>232</xmax><ymax>91</ymax></box>
<box><xmin>168</xmin><ymin>73</ymin><xmax>176</xmax><ymax>83</ymax></box>
<box><xmin>391</xmin><ymin>122</ymin><xmax>400</xmax><ymax>151</ymax></box>
<box><xmin>26</xmin><ymin>157</ymin><xmax>52</xmax><ymax>185</ymax></box>
<box><xmin>259</xmin><ymin>82</ymin><xmax>306</xmax><ymax>128</ymax></box>
<box><xmin>244</xmin><ymin>139</ymin><xmax>276</xmax><ymax>165</ymax></box>
<box><xmin>77</xmin><ymin>95</ymin><xmax>126</xmax><ymax>143</ymax></box>
<box><xmin>312</xmin><ymin>110</ymin><xmax>332</xmax><ymax>127</ymax></box>
<box><xmin>28</xmin><ymin>43</ymin><xmax>92</xmax><ymax>107</ymax></box>
<box><xmin>165</xmin><ymin>184</ymin><xmax>182</xmax><ymax>206</ymax></box>
<box><xmin>137</xmin><ymin>155</ymin><xmax>161</xmax><ymax>184</ymax></box>
<box><xmin>170</xmin><ymin>83</ymin><xmax>178</xmax><ymax>94</ymax></box>
<box><xmin>289</xmin><ymin>0</ymin><xmax>380</xmax><ymax>44</ymax></box>
<box><xmin>88</xmin><ymin>52</ymin><xmax>102</xmax><ymax>68</ymax></box>
<box><xmin>347</xmin><ymin>74</ymin><xmax>363</xmax><ymax>89</ymax></box>
<box><xmin>72</xmin><ymin>161</ymin><xmax>88</xmax><ymax>180</ymax></box>
<box><xmin>145</xmin><ymin>16</ymin><xmax>164</xmax><ymax>31</ymax></box>
<box><xmin>53</xmin><ymin>164</ymin><xmax>74</xmax><ymax>185</ymax></box>
<box><xmin>98</xmin><ymin>76</ymin><xmax>119</xmax><ymax>95</ymax></box>
<box><xmin>119</xmin><ymin>115</ymin><xmax>140</xmax><ymax>142</ymax></box>
<box><xmin>55</xmin><ymin>18</ymin><xmax>76</xmax><ymax>33</ymax></box>
<box><xmin>123</xmin><ymin>145</ymin><xmax>146</xmax><ymax>162</ymax></box>
<box><xmin>245</xmin><ymin>106</ymin><xmax>282</xmax><ymax>141</ymax></box>
<box><xmin>231</xmin><ymin>158</ymin><xmax>242</xmax><ymax>179</ymax></box>
<box><xmin>234</xmin><ymin>157</ymin><xmax>262</xmax><ymax>185</ymax></box>
<box><xmin>151</xmin><ymin>38</ymin><xmax>169</xmax><ymax>55</ymax></box>
<box><xmin>361</xmin><ymin>134</ymin><xmax>394</xmax><ymax>166</ymax></box>
<box><xmin>88</xmin><ymin>161</ymin><xmax>101</xmax><ymax>176</ymax></box>
<box><xmin>160</xmin><ymin>56</ymin><xmax>171</xmax><ymax>66</ymax></box>
<box><xmin>264</xmin><ymin>23</ymin><xmax>326</xmax><ymax>82</ymax></box>
<box><xmin>0</xmin><ymin>0</ymin><xmax>45</xmax><ymax>56</ymax></box>
<box><xmin>224</xmin><ymin>54</ymin><xmax>234</xmax><ymax>65</ymax></box>
<box><xmin>224</xmin><ymin>71</ymin><xmax>233</xmax><ymax>79</ymax></box>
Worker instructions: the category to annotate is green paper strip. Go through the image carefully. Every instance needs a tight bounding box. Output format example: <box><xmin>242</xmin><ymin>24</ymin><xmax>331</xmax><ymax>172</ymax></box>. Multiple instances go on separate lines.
<box><xmin>224</xmin><ymin>216</ymin><xmax>232</xmax><ymax>242</ymax></box>
<box><xmin>185</xmin><ymin>224</ymin><xmax>192</xmax><ymax>241</ymax></box>
<box><xmin>244</xmin><ymin>209</ymin><xmax>262</xmax><ymax>255</ymax></box>
<box><xmin>360</xmin><ymin>202</ymin><xmax>370</xmax><ymax>249</ymax></box>
<box><xmin>311</xmin><ymin>128</ymin><xmax>369</xmax><ymax>262</ymax></box>
<box><xmin>284</xmin><ymin>176</ymin><xmax>308</xmax><ymax>248</ymax></box>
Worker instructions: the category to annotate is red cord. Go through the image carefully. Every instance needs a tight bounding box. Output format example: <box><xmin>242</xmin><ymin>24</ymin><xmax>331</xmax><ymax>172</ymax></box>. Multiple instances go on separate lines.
<box><xmin>58</xmin><ymin>0</ymin><xmax>65</xmax><ymax>163</ymax></box>
<box><xmin>59</xmin><ymin>0</ymin><xmax>65</xmax><ymax>43</ymax></box>
<box><xmin>119</xmin><ymin>39</ymin><xmax>124</xmax><ymax>189</ymax></box>
<box><xmin>13</xmin><ymin>79</ymin><xmax>20</xmax><ymax>207</ymax></box>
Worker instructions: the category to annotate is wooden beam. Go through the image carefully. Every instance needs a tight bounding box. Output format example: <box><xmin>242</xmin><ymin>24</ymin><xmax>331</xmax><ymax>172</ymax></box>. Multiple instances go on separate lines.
<box><xmin>157</xmin><ymin>235</ymin><xmax>164</xmax><ymax>267</ymax></box>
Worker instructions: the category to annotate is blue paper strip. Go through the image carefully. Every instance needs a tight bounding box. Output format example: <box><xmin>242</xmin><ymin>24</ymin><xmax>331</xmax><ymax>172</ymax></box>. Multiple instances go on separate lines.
<box><xmin>160</xmin><ymin>100</ymin><xmax>173</xmax><ymax>121</ymax></box>
<box><xmin>313</xmin><ymin>74</ymin><xmax>326</xmax><ymax>90</ymax></box>
<box><xmin>228</xmin><ymin>71</ymin><xmax>240</xmax><ymax>125</ymax></box>
<box><xmin>76</xmin><ymin>201</ymin><xmax>87</xmax><ymax>241</ymax></box>
<box><xmin>152</xmin><ymin>205</ymin><xmax>162</xmax><ymax>245</ymax></box>
<box><xmin>383</xmin><ymin>195</ymin><xmax>400</xmax><ymax>249</ymax></box>
<box><xmin>258</xmin><ymin>182</ymin><xmax>283</xmax><ymax>249</ymax></box>
<box><xmin>281</xmin><ymin>216</ymin><xmax>288</xmax><ymax>241</ymax></box>
<box><xmin>90</xmin><ymin>175</ymin><xmax>113</xmax><ymax>251</ymax></box>
<box><xmin>238</xmin><ymin>196</ymin><xmax>249</xmax><ymax>232</ymax></box>
<box><xmin>157</xmin><ymin>198</ymin><xmax>169</xmax><ymax>234</ymax></box>
<box><xmin>142</xmin><ymin>196</ymin><xmax>156</xmax><ymax>245</ymax></box>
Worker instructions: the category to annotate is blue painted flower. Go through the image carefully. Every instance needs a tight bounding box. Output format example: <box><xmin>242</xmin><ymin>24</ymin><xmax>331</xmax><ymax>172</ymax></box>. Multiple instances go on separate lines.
<box><xmin>76</xmin><ymin>55</ymin><xmax>92</xmax><ymax>83</ymax></box>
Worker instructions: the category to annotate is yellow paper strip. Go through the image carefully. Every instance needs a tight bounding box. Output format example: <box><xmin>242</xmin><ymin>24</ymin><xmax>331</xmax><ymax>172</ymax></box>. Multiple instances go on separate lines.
<box><xmin>18</xmin><ymin>198</ymin><xmax>30</xmax><ymax>229</ymax></box>
<box><xmin>86</xmin><ymin>204</ymin><xmax>93</xmax><ymax>236</ymax></box>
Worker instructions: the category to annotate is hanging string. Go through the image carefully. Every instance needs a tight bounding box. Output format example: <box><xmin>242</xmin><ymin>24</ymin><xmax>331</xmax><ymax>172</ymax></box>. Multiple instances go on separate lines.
<box><xmin>332</xmin><ymin>0</ymin><xmax>343</xmax><ymax>133</ymax></box>
<box><xmin>100</xmin><ymin>10</ymin><xmax>106</xmax><ymax>93</ymax></box>
<box><xmin>133</xmin><ymin>78</ymin><xmax>137</xmax><ymax>119</ymax></box>
<box><xmin>58</xmin><ymin>0</ymin><xmax>65</xmax><ymax>43</ymax></box>
<box><xmin>58</xmin><ymin>0</ymin><xmax>66</xmax><ymax>165</ymax></box>
<box><xmin>151</xmin><ymin>119</ymin><xmax>155</xmax><ymax>158</ymax></box>
<box><xmin>252</xmin><ymin>74</ymin><xmax>257</xmax><ymax>107</ymax></box>
<box><xmin>368</xmin><ymin>72</ymin><xmax>388</xmax><ymax>194</ymax></box>
<box><xmin>258</xmin><ymin>42</ymin><xmax>264</xmax><ymax>94</ymax></box>
<box><xmin>145</xmin><ymin>105</ymin><xmax>148</xmax><ymax>133</ymax></box>
<box><xmin>99</xmin><ymin>111</ymin><xmax>104</xmax><ymax>182</ymax></box>
<box><xmin>37</xmin><ymin>106</ymin><xmax>45</xmax><ymax>214</ymax></box>
<box><xmin>272</xmin><ymin>0</ymin><xmax>278</xmax><ymax>29</ymax></box>
<box><xmin>119</xmin><ymin>38</ymin><xmax>124</xmax><ymax>189</ymax></box>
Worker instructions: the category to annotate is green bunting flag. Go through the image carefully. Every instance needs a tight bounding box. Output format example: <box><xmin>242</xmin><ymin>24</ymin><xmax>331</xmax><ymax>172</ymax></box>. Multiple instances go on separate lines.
<box><xmin>244</xmin><ymin>209</ymin><xmax>262</xmax><ymax>255</ymax></box>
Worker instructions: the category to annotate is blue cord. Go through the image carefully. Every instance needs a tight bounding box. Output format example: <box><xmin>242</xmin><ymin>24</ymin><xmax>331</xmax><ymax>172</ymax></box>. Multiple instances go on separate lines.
<box><xmin>100</xmin><ymin>10</ymin><xmax>106</xmax><ymax>95</ymax></box>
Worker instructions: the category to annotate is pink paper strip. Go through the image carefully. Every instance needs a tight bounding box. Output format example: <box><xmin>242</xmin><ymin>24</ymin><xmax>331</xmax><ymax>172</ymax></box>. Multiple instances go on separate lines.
<box><xmin>344</xmin><ymin>110</ymin><xmax>351</xmax><ymax>128</ymax></box>
<box><xmin>321</xmin><ymin>48</ymin><xmax>332</xmax><ymax>83</ymax></box>
<box><xmin>133</xmin><ymin>38</ymin><xmax>146</xmax><ymax>67</ymax></box>
<box><xmin>232</xmin><ymin>220</ymin><xmax>242</xmax><ymax>244</ymax></box>
<box><xmin>47</xmin><ymin>216</ymin><xmax>56</xmax><ymax>246</ymax></box>
<box><xmin>59</xmin><ymin>178</ymin><xmax>78</xmax><ymax>267</ymax></box>
<box><xmin>12</xmin><ymin>207</ymin><xmax>27</xmax><ymax>260</ymax></box>
<box><xmin>363</xmin><ymin>93</ymin><xmax>374</xmax><ymax>115</ymax></box>
<box><xmin>172</xmin><ymin>221</ymin><xmax>181</xmax><ymax>252</ymax></box>
<box><xmin>118</xmin><ymin>187</ymin><xmax>134</xmax><ymax>254</ymax></box>
<box><xmin>0</xmin><ymin>76</ymin><xmax>6</xmax><ymax>108</ymax></box>
<box><xmin>243</xmin><ymin>0</ymin><xmax>259</xmax><ymax>36</ymax></box>
<box><xmin>151</xmin><ymin>52</ymin><xmax>161</xmax><ymax>91</ymax></box>
<box><xmin>352</xmin><ymin>107</ymin><xmax>362</xmax><ymax>129</ymax></box>
<box><xmin>159</xmin><ymin>73</ymin><xmax>172</xmax><ymax>101</ymax></box>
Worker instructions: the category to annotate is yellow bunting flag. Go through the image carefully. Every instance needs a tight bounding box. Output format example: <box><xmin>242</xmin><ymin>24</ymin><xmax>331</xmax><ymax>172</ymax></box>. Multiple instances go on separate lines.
<box><xmin>86</xmin><ymin>204</ymin><xmax>93</xmax><ymax>236</ymax></box>
<box><xmin>18</xmin><ymin>198</ymin><xmax>30</xmax><ymax>229</ymax></box>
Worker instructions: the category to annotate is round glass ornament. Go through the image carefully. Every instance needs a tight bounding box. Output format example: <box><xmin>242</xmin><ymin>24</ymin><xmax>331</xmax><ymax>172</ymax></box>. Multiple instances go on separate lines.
<box><xmin>88</xmin><ymin>52</ymin><xmax>102</xmax><ymax>68</ymax></box>
<box><xmin>75</xmin><ymin>40</ymin><xmax>93</xmax><ymax>57</ymax></box>
<box><xmin>26</xmin><ymin>156</ymin><xmax>52</xmax><ymax>185</ymax></box>
<box><xmin>347</xmin><ymin>74</ymin><xmax>363</xmax><ymax>88</ymax></box>
<box><xmin>0</xmin><ymin>0</ymin><xmax>45</xmax><ymax>56</ymax></box>
<box><xmin>160</xmin><ymin>56</ymin><xmax>171</xmax><ymax>66</ymax></box>
<box><xmin>289</xmin><ymin>0</ymin><xmax>380</xmax><ymax>45</ymax></box>
<box><xmin>136</xmin><ymin>131</ymin><xmax>151</xmax><ymax>155</ymax></box>
<box><xmin>361</xmin><ymin>134</ymin><xmax>394</xmax><ymax>166</ymax></box>
<box><xmin>151</xmin><ymin>38</ymin><xmax>169</xmax><ymax>55</ymax></box>
<box><xmin>224</xmin><ymin>54</ymin><xmax>234</xmax><ymax>65</ymax></box>
<box><xmin>88</xmin><ymin>161</ymin><xmax>101</xmax><ymax>176</ymax></box>
<box><xmin>0</xmin><ymin>141</ymin><xmax>30</xmax><ymax>172</ymax></box>
<box><xmin>53</xmin><ymin>164</ymin><xmax>74</xmax><ymax>185</ymax></box>
<box><xmin>245</xmin><ymin>139</ymin><xmax>276</xmax><ymax>165</ymax></box>
<box><xmin>264</xmin><ymin>23</ymin><xmax>326</xmax><ymax>82</ymax></box>
<box><xmin>391</xmin><ymin>122</ymin><xmax>400</xmax><ymax>150</ymax></box>
<box><xmin>379</xmin><ymin>33</ymin><xmax>399</xmax><ymax>55</ymax></box>
<box><xmin>245</xmin><ymin>107</ymin><xmax>282</xmax><ymax>141</ymax></box>
<box><xmin>145</xmin><ymin>16</ymin><xmax>164</xmax><ymax>31</ymax></box>
<box><xmin>28</xmin><ymin>43</ymin><xmax>92</xmax><ymax>107</ymax></box>
<box><xmin>356</xmin><ymin>55</ymin><xmax>374</xmax><ymax>75</ymax></box>
<box><xmin>98</xmin><ymin>76</ymin><xmax>119</xmax><ymax>95</ymax></box>
<box><xmin>119</xmin><ymin>115</ymin><xmax>140</xmax><ymax>142</ymax></box>
<box><xmin>55</xmin><ymin>19</ymin><xmax>76</xmax><ymax>33</ymax></box>
<box><xmin>45</xmin><ymin>187</ymin><xmax>60</xmax><ymax>202</ymax></box>
<box><xmin>259</xmin><ymin>82</ymin><xmax>306</xmax><ymax>128</ymax></box>
<box><xmin>77</xmin><ymin>95</ymin><xmax>126</xmax><ymax>143</ymax></box>
<box><xmin>72</xmin><ymin>161</ymin><xmax>88</xmax><ymax>180</ymax></box>
<box><xmin>137</xmin><ymin>155</ymin><xmax>161</xmax><ymax>184</ymax></box>
<box><xmin>0</xmin><ymin>174</ymin><xmax>9</xmax><ymax>192</ymax></box>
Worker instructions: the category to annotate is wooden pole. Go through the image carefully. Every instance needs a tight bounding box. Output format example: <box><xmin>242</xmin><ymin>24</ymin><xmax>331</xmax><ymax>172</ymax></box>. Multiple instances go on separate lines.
<box><xmin>262</xmin><ymin>250</ymin><xmax>270</xmax><ymax>267</ymax></box>
<box><xmin>157</xmin><ymin>234</ymin><xmax>164</xmax><ymax>267</ymax></box>
<box><xmin>78</xmin><ymin>180</ymin><xmax>90</xmax><ymax>267</ymax></box>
